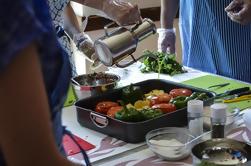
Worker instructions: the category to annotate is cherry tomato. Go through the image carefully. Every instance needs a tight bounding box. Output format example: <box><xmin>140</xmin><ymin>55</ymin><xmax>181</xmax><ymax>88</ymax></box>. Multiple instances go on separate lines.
<box><xmin>149</xmin><ymin>96</ymin><xmax>160</xmax><ymax>106</ymax></box>
<box><xmin>107</xmin><ymin>106</ymin><xmax>123</xmax><ymax>118</ymax></box>
<box><xmin>152</xmin><ymin>103</ymin><xmax>176</xmax><ymax>113</ymax></box>
<box><xmin>158</xmin><ymin>93</ymin><xmax>172</xmax><ymax>103</ymax></box>
<box><xmin>169</xmin><ymin>88</ymin><xmax>192</xmax><ymax>98</ymax></box>
<box><xmin>149</xmin><ymin>93</ymin><xmax>172</xmax><ymax>106</ymax></box>
<box><xmin>95</xmin><ymin>101</ymin><xmax>119</xmax><ymax>114</ymax></box>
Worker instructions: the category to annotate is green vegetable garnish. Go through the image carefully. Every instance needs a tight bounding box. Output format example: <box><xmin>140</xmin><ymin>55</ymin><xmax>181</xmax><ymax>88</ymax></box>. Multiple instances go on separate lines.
<box><xmin>170</xmin><ymin>92</ymin><xmax>210</xmax><ymax>109</ymax></box>
<box><xmin>170</xmin><ymin>96</ymin><xmax>188</xmax><ymax>109</ymax></box>
<box><xmin>140</xmin><ymin>50</ymin><xmax>186</xmax><ymax>76</ymax></box>
<box><xmin>115</xmin><ymin>107</ymin><xmax>144</xmax><ymax>122</ymax></box>
<box><xmin>121</xmin><ymin>84</ymin><xmax>144</xmax><ymax>105</ymax></box>
<box><xmin>141</xmin><ymin>108</ymin><xmax>163</xmax><ymax>120</ymax></box>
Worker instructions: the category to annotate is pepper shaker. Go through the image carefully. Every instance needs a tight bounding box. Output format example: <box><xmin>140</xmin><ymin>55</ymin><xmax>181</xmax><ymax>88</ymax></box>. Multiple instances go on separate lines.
<box><xmin>210</xmin><ymin>103</ymin><xmax>227</xmax><ymax>138</ymax></box>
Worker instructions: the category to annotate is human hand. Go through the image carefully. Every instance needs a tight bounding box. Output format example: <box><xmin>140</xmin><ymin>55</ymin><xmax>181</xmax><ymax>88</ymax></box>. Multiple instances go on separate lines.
<box><xmin>225</xmin><ymin>0</ymin><xmax>251</xmax><ymax>25</ymax></box>
<box><xmin>157</xmin><ymin>28</ymin><xmax>176</xmax><ymax>54</ymax></box>
<box><xmin>102</xmin><ymin>0</ymin><xmax>142</xmax><ymax>26</ymax></box>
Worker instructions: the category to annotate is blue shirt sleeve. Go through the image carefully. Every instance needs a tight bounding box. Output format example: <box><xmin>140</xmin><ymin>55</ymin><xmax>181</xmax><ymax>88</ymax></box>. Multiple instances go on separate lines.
<box><xmin>0</xmin><ymin>0</ymin><xmax>50</xmax><ymax>71</ymax></box>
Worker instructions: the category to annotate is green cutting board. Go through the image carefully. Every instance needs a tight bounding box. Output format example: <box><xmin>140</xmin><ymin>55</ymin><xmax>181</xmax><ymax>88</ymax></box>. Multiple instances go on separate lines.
<box><xmin>182</xmin><ymin>75</ymin><xmax>251</xmax><ymax>111</ymax></box>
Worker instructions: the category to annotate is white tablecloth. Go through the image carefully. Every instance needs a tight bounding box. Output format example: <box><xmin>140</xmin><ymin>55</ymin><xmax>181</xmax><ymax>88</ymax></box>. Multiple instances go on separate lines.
<box><xmin>62</xmin><ymin>64</ymin><xmax>249</xmax><ymax>165</ymax></box>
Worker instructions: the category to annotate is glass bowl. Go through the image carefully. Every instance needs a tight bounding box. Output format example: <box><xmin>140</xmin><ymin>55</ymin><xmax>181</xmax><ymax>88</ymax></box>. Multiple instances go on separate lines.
<box><xmin>146</xmin><ymin>127</ymin><xmax>195</xmax><ymax>161</ymax></box>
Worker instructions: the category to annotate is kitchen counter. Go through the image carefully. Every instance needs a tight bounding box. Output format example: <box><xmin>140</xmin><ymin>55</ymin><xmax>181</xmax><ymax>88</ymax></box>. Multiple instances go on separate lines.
<box><xmin>62</xmin><ymin>63</ymin><xmax>251</xmax><ymax>165</ymax></box>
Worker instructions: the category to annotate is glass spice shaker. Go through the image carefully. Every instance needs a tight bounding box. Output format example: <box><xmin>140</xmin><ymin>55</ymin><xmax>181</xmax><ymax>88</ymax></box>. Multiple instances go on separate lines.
<box><xmin>187</xmin><ymin>100</ymin><xmax>204</xmax><ymax>137</ymax></box>
<box><xmin>210</xmin><ymin>103</ymin><xmax>227</xmax><ymax>138</ymax></box>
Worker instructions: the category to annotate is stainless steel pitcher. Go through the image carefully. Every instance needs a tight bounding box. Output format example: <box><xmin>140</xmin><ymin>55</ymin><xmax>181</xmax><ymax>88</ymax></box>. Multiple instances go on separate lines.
<box><xmin>94</xmin><ymin>18</ymin><xmax>156</xmax><ymax>68</ymax></box>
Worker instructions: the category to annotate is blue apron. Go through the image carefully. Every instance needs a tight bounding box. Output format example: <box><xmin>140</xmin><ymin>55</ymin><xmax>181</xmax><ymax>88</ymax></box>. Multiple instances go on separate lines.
<box><xmin>180</xmin><ymin>0</ymin><xmax>251</xmax><ymax>83</ymax></box>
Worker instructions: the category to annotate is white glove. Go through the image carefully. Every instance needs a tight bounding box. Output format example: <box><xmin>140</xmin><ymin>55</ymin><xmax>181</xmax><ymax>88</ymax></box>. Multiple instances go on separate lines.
<box><xmin>157</xmin><ymin>28</ymin><xmax>176</xmax><ymax>54</ymax></box>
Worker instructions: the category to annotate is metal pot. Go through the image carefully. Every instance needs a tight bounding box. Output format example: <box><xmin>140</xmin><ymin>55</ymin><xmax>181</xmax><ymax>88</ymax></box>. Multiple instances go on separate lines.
<box><xmin>71</xmin><ymin>72</ymin><xmax>120</xmax><ymax>100</ymax></box>
<box><xmin>192</xmin><ymin>138</ymin><xmax>251</xmax><ymax>165</ymax></box>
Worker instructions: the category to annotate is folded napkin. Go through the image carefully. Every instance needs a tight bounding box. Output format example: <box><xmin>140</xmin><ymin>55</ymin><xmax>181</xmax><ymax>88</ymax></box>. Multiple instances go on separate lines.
<box><xmin>64</xmin><ymin>84</ymin><xmax>77</xmax><ymax>107</ymax></box>
<box><xmin>63</xmin><ymin>134</ymin><xmax>96</xmax><ymax>156</ymax></box>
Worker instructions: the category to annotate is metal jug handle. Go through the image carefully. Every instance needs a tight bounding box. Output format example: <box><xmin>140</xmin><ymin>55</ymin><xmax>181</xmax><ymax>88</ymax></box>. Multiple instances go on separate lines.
<box><xmin>104</xmin><ymin>21</ymin><xmax>133</xmax><ymax>36</ymax></box>
<box><xmin>115</xmin><ymin>53</ymin><xmax>157</xmax><ymax>68</ymax></box>
<box><xmin>104</xmin><ymin>22</ymin><xmax>117</xmax><ymax>37</ymax></box>
<box><xmin>129</xmin><ymin>22</ymin><xmax>140</xmax><ymax>33</ymax></box>
<box><xmin>129</xmin><ymin>17</ymin><xmax>145</xmax><ymax>32</ymax></box>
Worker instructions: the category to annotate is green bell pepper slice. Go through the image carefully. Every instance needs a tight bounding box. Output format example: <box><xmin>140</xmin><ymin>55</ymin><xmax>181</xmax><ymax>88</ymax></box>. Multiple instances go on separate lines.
<box><xmin>141</xmin><ymin>108</ymin><xmax>163</xmax><ymax>120</ymax></box>
<box><xmin>170</xmin><ymin>96</ymin><xmax>187</xmax><ymax>109</ymax></box>
<box><xmin>121</xmin><ymin>84</ymin><xmax>144</xmax><ymax>105</ymax></box>
<box><xmin>115</xmin><ymin>107</ymin><xmax>144</xmax><ymax>122</ymax></box>
<box><xmin>195</xmin><ymin>93</ymin><xmax>209</xmax><ymax>100</ymax></box>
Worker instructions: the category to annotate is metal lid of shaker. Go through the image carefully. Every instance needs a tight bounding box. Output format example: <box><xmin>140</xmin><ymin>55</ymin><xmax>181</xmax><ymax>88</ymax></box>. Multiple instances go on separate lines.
<box><xmin>210</xmin><ymin>103</ymin><xmax>227</xmax><ymax>123</ymax></box>
<box><xmin>187</xmin><ymin>100</ymin><xmax>203</xmax><ymax>114</ymax></box>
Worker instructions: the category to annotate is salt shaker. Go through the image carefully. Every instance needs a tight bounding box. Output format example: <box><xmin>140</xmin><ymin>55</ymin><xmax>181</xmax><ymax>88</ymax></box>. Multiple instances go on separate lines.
<box><xmin>210</xmin><ymin>103</ymin><xmax>227</xmax><ymax>138</ymax></box>
<box><xmin>187</xmin><ymin>100</ymin><xmax>204</xmax><ymax>137</ymax></box>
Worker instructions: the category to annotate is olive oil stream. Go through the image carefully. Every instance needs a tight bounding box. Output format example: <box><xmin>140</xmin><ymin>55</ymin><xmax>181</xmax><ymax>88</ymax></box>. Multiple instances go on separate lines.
<box><xmin>158</xmin><ymin>57</ymin><xmax>164</xmax><ymax>79</ymax></box>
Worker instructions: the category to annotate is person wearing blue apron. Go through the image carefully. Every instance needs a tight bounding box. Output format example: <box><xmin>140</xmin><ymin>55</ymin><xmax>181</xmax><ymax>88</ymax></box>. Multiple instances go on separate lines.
<box><xmin>158</xmin><ymin>0</ymin><xmax>251</xmax><ymax>83</ymax></box>
<box><xmin>0</xmin><ymin>0</ymin><xmax>90</xmax><ymax>165</ymax></box>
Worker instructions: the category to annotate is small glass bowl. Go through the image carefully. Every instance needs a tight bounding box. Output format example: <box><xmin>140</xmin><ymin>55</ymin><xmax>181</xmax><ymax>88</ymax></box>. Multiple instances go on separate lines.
<box><xmin>146</xmin><ymin>127</ymin><xmax>195</xmax><ymax>161</ymax></box>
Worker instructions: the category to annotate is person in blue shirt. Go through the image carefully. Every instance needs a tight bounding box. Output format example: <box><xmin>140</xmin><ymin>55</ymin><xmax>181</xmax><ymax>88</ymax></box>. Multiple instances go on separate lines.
<box><xmin>0</xmin><ymin>0</ymin><xmax>86</xmax><ymax>165</ymax></box>
<box><xmin>158</xmin><ymin>0</ymin><xmax>251</xmax><ymax>83</ymax></box>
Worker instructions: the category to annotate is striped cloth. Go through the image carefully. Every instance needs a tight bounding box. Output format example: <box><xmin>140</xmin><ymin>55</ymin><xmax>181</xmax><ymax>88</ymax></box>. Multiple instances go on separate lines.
<box><xmin>180</xmin><ymin>0</ymin><xmax>251</xmax><ymax>83</ymax></box>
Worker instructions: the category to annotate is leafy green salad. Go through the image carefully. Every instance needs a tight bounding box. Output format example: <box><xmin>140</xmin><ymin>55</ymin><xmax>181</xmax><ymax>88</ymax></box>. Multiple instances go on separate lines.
<box><xmin>140</xmin><ymin>50</ymin><xmax>186</xmax><ymax>76</ymax></box>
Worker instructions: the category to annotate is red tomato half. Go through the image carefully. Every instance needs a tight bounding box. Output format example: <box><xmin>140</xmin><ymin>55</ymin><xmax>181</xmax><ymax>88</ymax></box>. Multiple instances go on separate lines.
<box><xmin>149</xmin><ymin>93</ymin><xmax>172</xmax><ymax>106</ymax></box>
<box><xmin>107</xmin><ymin>106</ymin><xmax>123</xmax><ymax>118</ymax></box>
<box><xmin>158</xmin><ymin>93</ymin><xmax>172</xmax><ymax>103</ymax></box>
<box><xmin>169</xmin><ymin>88</ymin><xmax>192</xmax><ymax>98</ymax></box>
<box><xmin>149</xmin><ymin>96</ymin><xmax>160</xmax><ymax>106</ymax></box>
<box><xmin>95</xmin><ymin>101</ymin><xmax>119</xmax><ymax>114</ymax></box>
<box><xmin>152</xmin><ymin>103</ymin><xmax>176</xmax><ymax>113</ymax></box>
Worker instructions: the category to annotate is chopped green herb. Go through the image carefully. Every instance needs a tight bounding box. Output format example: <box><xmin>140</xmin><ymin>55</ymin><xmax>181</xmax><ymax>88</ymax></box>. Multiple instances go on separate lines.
<box><xmin>140</xmin><ymin>50</ymin><xmax>186</xmax><ymax>76</ymax></box>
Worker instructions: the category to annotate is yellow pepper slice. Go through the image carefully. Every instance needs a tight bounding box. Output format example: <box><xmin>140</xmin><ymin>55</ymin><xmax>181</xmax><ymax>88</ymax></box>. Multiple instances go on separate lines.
<box><xmin>144</xmin><ymin>89</ymin><xmax>165</xmax><ymax>98</ymax></box>
<box><xmin>134</xmin><ymin>100</ymin><xmax>150</xmax><ymax>110</ymax></box>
